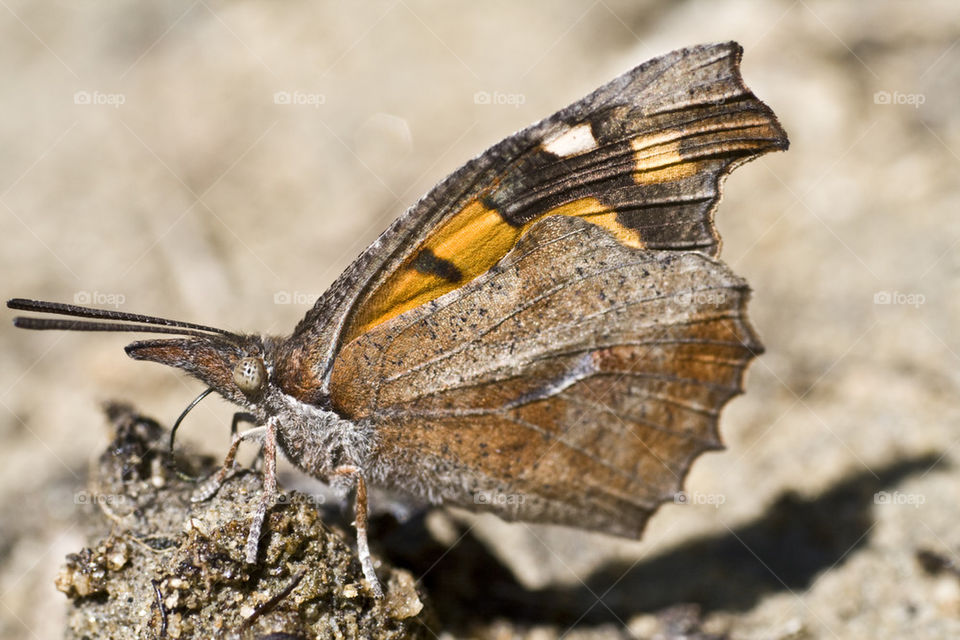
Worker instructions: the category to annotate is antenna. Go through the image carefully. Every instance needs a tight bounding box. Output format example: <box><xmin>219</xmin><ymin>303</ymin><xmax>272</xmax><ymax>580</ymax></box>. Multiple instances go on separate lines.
<box><xmin>7</xmin><ymin>298</ymin><xmax>241</xmax><ymax>342</ymax></box>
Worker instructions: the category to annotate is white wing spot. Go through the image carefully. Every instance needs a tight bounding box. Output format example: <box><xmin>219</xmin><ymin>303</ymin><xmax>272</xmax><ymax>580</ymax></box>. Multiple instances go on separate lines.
<box><xmin>543</xmin><ymin>123</ymin><xmax>598</xmax><ymax>157</ymax></box>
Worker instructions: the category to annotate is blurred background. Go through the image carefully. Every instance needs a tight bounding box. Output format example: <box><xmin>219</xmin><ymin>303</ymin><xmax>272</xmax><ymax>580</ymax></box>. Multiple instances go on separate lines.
<box><xmin>1</xmin><ymin>1</ymin><xmax>958</xmax><ymax>638</ymax></box>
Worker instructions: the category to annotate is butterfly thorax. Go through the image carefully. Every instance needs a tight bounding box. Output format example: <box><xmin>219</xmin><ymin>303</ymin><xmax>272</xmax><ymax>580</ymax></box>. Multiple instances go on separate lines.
<box><xmin>260</xmin><ymin>384</ymin><xmax>374</xmax><ymax>483</ymax></box>
<box><xmin>270</xmin><ymin>331</ymin><xmax>340</xmax><ymax>407</ymax></box>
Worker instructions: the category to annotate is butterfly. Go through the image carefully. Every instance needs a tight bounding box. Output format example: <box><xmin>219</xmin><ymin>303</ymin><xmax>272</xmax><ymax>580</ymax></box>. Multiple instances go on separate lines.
<box><xmin>9</xmin><ymin>41</ymin><xmax>787</xmax><ymax>597</ymax></box>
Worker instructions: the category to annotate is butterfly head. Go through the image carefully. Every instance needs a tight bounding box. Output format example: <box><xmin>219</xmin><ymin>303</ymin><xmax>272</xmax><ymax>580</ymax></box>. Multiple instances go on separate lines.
<box><xmin>125</xmin><ymin>334</ymin><xmax>272</xmax><ymax>407</ymax></box>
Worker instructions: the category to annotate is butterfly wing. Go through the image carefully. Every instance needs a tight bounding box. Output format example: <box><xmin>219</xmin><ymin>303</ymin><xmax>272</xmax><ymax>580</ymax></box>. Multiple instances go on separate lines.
<box><xmin>277</xmin><ymin>41</ymin><xmax>787</xmax><ymax>402</ymax></box>
<box><xmin>328</xmin><ymin>215</ymin><xmax>761</xmax><ymax>534</ymax></box>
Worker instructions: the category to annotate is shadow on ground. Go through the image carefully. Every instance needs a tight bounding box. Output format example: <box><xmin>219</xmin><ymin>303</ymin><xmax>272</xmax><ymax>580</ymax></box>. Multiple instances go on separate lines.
<box><xmin>379</xmin><ymin>454</ymin><xmax>943</xmax><ymax>631</ymax></box>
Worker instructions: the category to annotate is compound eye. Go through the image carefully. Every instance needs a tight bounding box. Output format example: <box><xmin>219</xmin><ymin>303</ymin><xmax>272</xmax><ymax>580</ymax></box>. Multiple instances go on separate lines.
<box><xmin>233</xmin><ymin>357</ymin><xmax>266</xmax><ymax>395</ymax></box>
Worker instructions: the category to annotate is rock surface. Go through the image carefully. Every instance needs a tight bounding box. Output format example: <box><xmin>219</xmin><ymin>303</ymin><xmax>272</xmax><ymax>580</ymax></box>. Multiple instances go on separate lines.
<box><xmin>58</xmin><ymin>404</ymin><xmax>429</xmax><ymax>639</ymax></box>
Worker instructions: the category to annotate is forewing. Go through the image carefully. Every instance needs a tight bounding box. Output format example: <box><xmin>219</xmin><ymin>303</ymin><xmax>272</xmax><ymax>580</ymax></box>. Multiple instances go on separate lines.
<box><xmin>280</xmin><ymin>42</ymin><xmax>786</xmax><ymax>401</ymax></box>
<box><xmin>329</xmin><ymin>216</ymin><xmax>762</xmax><ymax>536</ymax></box>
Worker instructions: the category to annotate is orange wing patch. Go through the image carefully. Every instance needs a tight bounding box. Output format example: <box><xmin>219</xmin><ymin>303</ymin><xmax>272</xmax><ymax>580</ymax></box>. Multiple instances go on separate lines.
<box><xmin>548</xmin><ymin>199</ymin><xmax>644</xmax><ymax>249</ymax></box>
<box><xmin>345</xmin><ymin>197</ymin><xmax>646</xmax><ymax>341</ymax></box>
<box><xmin>632</xmin><ymin>137</ymin><xmax>700</xmax><ymax>185</ymax></box>
<box><xmin>631</xmin><ymin>115</ymin><xmax>779</xmax><ymax>185</ymax></box>
<box><xmin>345</xmin><ymin>116</ymin><xmax>784</xmax><ymax>342</ymax></box>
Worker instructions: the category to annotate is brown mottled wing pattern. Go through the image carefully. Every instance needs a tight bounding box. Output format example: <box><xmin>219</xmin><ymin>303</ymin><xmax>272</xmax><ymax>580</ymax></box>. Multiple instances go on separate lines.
<box><xmin>278</xmin><ymin>42</ymin><xmax>787</xmax><ymax>402</ymax></box>
<box><xmin>329</xmin><ymin>216</ymin><xmax>761</xmax><ymax>535</ymax></box>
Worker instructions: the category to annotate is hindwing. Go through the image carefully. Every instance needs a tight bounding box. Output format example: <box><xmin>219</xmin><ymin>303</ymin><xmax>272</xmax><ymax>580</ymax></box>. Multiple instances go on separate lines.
<box><xmin>329</xmin><ymin>216</ymin><xmax>761</xmax><ymax>534</ymax></box>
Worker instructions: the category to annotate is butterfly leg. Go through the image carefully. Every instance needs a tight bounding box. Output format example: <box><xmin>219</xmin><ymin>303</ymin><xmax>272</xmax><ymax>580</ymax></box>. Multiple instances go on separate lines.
<box><xmin>191</xmin><ymin>425</ymin><xmax>267</xmax><ymax>503</ymax></box>
<box><xmin>244</xmin><ymin>418</ymin><xmax>278</xmax><ymax>564</ymax></box>
<box><xmin>231</xmin><ymin>412</ymin><xmax>266</xmax><ymax>472</ymax></box>
<box><xmin>333</xmin><ymin>465</ymin><xmax>383</xmax><ymax>598</ymax></box>
<box><xmin>230</xmin><ymin>411</ymin><xmax>257</xmax><ymax>436</ymax></box>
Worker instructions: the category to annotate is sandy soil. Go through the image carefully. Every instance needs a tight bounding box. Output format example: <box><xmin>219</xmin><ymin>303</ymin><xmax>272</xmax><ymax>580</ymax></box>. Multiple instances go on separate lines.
<box><xmin>1</xmin><ymin>1</ymin><xmax>958</xmax><ymax>638</ymax></box>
